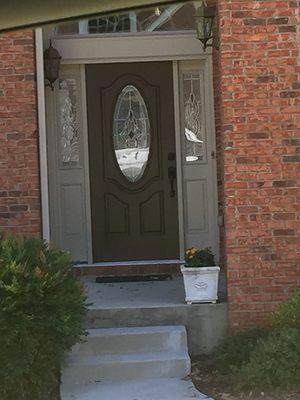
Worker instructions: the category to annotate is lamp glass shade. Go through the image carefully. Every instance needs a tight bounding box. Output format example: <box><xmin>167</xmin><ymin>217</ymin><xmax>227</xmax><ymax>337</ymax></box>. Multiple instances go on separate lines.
<box><xmin>195</xmin><ymin>3</ymin><xmax>215</xmax><ymax>47</ymax></box>
<box><xmin>44</xmin><ymin>43</ymin><xmax>62</xmax><ymax>87</ymax></box>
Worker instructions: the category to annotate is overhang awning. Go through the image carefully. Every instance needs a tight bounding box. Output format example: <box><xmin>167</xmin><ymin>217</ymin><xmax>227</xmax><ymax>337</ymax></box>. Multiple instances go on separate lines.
<box><xmin>0</xmin><ymin>0</ymin><xmax>187</xmax><ymax>33</ymax></box>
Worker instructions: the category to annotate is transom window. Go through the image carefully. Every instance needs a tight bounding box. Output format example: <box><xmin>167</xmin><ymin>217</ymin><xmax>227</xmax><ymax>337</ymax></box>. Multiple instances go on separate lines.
<box><xmin>55</xmin><ymin>2</ymin><xmax>199</xmax><ymax>36</ymax></box>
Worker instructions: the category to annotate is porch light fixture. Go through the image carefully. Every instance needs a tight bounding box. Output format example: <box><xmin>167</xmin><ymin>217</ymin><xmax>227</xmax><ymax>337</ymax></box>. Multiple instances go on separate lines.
<box><xmin>44</xmin><ymin>41</ymin><xmax>61</xmax><ymax>90</ymax></box>
<box><xmin>195</xmin><ymin>2</ymin><xmax>216</xmax><ymax>52</ymax></box>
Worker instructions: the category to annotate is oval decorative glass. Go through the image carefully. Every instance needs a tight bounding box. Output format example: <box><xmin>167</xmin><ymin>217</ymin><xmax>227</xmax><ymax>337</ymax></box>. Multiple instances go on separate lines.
<box><xmin>113</xmin><ymin>85</ymin><xmax>150</xmax><ymax>183</ymax></box>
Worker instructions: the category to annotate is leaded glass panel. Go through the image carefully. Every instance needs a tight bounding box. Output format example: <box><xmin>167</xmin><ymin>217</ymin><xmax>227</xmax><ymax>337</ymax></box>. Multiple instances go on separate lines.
<box><xmin>57</xmin><ymin>78</ymin><xmax>80</xmax><ymax>167</ymax></box>
<box><xmin>183</xmin><ymin>72</ymin><xmax>204</xmax><ymax>163</ymax></box>
<box><xmin>113</xmin><ymin>85</ymin><xmax>150</xmax><ymax>183</ymax></box>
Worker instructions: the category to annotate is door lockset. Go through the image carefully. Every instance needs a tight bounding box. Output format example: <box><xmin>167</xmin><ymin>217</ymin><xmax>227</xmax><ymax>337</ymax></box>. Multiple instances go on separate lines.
<box><xmin>168</xmin><ymin>166</ymin><xmax>176</xmax><ymax>198</ymax></box>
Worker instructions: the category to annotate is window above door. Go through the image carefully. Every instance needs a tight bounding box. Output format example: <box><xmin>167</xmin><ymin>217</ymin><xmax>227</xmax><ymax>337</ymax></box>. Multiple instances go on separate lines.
<box><xmin>54</xmin><ymin>1</ymin><xmax>200</xmax><ymax>36</ymax></box>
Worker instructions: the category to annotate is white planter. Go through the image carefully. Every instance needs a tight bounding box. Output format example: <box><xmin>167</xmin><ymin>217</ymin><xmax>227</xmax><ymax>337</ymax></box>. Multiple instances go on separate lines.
<box><xmin>181</xmin><ymin>265</ymin><xmax>220</xmax><ymax>304</ymax></box>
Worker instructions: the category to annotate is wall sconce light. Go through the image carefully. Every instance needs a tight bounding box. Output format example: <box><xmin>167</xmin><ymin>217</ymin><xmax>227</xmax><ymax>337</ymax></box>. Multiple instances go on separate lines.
<box><xmin>44</xmin><ymin>41</ymin><xmax>61</xmax><ymax>90</ymax></box>
<box><xmin>195</xmin><ymin>2</ymin><xmax>217</xmax><ymax>52</ymax></box>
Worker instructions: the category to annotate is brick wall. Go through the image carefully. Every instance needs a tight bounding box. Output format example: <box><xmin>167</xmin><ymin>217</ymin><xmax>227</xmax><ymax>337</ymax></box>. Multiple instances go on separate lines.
<box><xmin>0</xmin><ymin>30</ymin><xmax>41</xmax><ymax>236</ymax></box>
<box><xmin>216</xmin><ymin>0</ymin><xmax>300</xmax><ymax>328</ymax></box>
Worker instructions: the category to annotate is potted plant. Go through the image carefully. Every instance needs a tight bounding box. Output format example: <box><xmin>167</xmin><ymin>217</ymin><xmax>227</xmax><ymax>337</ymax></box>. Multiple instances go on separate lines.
<box><xmin>181</xmin><ymin>247</ymin><xmax>220</xmax><ymax>304</ymax></box>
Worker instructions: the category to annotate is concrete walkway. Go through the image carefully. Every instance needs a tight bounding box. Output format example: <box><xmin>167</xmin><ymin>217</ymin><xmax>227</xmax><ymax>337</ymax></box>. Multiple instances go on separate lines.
<box><xmin>61</xmin><ymin>378</ymin><xmax>213</xmax><ymax>400</ymax></box>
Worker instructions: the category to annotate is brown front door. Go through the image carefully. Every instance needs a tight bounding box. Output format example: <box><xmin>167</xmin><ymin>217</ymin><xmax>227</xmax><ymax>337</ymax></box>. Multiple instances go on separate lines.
<box><xmin>86</xmin><ymin>62</ymin><xmax>179</xmax><ymax>262</ymax></box>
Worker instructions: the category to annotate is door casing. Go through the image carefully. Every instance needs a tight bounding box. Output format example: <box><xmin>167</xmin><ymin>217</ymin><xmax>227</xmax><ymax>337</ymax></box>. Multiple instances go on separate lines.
<box><xmin>42</xmin><ymin>32</ymin><xmax>219</xmax><ymax>264</ymax></box>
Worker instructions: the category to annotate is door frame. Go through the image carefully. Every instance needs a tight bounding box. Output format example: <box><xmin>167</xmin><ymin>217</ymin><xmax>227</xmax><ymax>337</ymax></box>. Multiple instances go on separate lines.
<box><xmin>38</xmin><ymin>30</ymin><xmax>217</xmax><ymax>265</ymax></box>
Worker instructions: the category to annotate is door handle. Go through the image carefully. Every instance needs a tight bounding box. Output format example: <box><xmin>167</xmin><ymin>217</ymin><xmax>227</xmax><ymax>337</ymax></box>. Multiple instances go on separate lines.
<box><xmin>168</xmin><ymin>166</ymin><xmax>176</xmax><ymax>198</ymax></box>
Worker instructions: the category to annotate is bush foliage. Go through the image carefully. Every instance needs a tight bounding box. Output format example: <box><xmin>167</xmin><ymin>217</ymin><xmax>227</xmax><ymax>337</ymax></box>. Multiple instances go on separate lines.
<box><xmin>214</xmin><ymin>289</ymin><xmax>300</xmax><ymax>391</ymax></box>
<box><xmin>0</xmin><ymin>234</ymin><xmax>87</xmax><ymax>400</ymax></box>
<box><xmin>272</xmin><ymin>288</ymin><xmax>300</xmax><ymax>330</ymax></box>
<box><xmin>237</xmin><ymin>327</ymin><xmax>300</xmax><ymax>389</ymax></box>
<box><xmin>213</xmin><ymin>328</ymin><xmax>267</xmax><ymax>374</ymax></box>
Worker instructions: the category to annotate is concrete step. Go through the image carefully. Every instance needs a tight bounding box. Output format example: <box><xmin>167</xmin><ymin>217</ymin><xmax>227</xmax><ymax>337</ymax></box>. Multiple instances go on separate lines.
<box><xmin>62</xmin><ymin>351</ymin><xmax>191</xmax><ymax>385</ymax></box>
<box><xmin>72</xmin><ymin>326</ymin><xmax>188</xmax><ymax>356</ymax></box>
<box><xmin>86</xmin><ymin>303</ymin><xmax>228</xmax><ymax>356</ymax></box>
<box><xmin>61</xmin><ymin>378</ymin><xmax>212</xmax><ymax>400</ymax></box>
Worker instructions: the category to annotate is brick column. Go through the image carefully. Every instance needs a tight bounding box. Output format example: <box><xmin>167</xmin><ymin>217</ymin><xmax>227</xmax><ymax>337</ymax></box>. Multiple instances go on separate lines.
<box><xmin>0</xmin><ymin>30</ymin><xmax>41</xmax><ymax>236</ymax></box>
<box><xmin>216</xmin><ymin>0</ymin><xmax>300</xmax><ymax>327</ymax></box>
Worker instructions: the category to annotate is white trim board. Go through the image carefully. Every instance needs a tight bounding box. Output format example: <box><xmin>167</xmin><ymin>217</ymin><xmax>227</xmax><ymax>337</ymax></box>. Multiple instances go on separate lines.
<box><xmin>35</xmin><ymin>28</ymin><xmax>50</xmax><ymax>242</ymax></box>
<box><xmin>173</xmin><ymin>60</ymin><xmax>185</xmax><ymax>260</ymax></box>
<box><xmin>80</xmin><ymin>65</ymin><xmax>93</xmax><ymax>263</ymax></box>
<box><xmin>52</xmin><ymin>33</ymin><xmax>211</xmax><ymax>64</ymax></box>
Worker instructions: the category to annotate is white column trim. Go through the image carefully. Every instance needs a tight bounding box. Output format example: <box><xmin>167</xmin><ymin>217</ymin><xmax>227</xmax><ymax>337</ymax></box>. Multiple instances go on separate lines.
<box><xmin>35</xmin><ymin>28</ymin><xmax>50</xmax><ymax>242</ymax></box>
<box><xmin>173</xmin><ymin>61</ymin><xmax>185</xmax><ymax>260</ymax></box>
<box><xmin>80</xmin><ymin>65</ymin><xmax>93</xmax><ymax>263</ymax></box>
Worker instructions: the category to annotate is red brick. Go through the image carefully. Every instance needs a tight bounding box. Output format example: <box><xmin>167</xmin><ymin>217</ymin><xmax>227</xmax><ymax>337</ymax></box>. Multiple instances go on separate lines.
<box><xmin>215</xmin><ymin>0</ymin><xmax>300</xmax><ymax>329</ymax></box>
<box><xmin>0</xmin><ymin>30</ymin><xmax>41</xmax><ymax>237</ymax></box>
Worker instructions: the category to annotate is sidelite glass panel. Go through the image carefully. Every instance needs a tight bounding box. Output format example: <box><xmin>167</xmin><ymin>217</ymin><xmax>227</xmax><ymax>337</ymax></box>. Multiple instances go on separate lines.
<box><xmin>113</xmin><ymin>85</ymin><xmax>150</xmax><ymax>183</ymax></box>
<box><xmin>57</xmin><ymin>78</ymin><xmax>80</xmax><ymax>167</ymax></box>
<box><xmin>183</xmin><ymin>72</ymin><xmax>205</xmax><ymax>163</ymax></box>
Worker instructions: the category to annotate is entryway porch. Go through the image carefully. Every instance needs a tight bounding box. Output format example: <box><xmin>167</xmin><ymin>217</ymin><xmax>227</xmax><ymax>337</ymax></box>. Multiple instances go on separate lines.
<box><xmin>61</xmin><ymin>272</ymin><xmax>227</xmax><ymax>399</ymax></box>
<box><xmin>80</xmin><ymin>272</ymin><xmax>227</xmax><ymax>356</ymax></box>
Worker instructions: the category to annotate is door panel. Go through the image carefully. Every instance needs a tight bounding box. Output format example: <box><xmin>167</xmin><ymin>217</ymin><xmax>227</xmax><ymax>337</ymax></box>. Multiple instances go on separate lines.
<box><xmin>140</xmin><ymin>191</ymin><xmax>164</xmax><ymax>234</ymax></box>
<box><xmin>46</xmin><ymin>66</ymin><xmax>90</xmax><ymax>263</ymax></box>
<box><xmin>185</xmin><ymin>179</ymin><xmax>208</xmax><ymax>233</ymax></box>
<box><xmin>105</xmin><ymin>193</ymin><xmax>129</xmax><ymax>234</ymax></box>
<box><xmin>179</xmin><ymin>60</ymin><xmax>219</xmax><ymax>258</ymax></box>
<box><xmin>86</xmin><ymin>62</ymin><xmax>179</xmax><ymax>262</ymax></box>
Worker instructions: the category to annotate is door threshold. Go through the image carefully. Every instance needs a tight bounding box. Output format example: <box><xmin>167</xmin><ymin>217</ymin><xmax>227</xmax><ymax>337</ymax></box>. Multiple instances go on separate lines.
<box><xmin>74</xmin><ymin>259</ymin><xmax>184</xmax><ymax>268</ymax></box>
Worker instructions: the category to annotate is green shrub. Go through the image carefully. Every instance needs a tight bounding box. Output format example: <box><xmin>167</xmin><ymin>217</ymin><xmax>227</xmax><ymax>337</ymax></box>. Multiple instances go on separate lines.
<box><xmin>213</xmin><ymin>328</ymin><xmax>267</xmax><ymax>374</ymax></box>
<box><xmin>272</xmin><ymin>288</ymin><xmax>300</xmax><ymax>330</ymax></box>
<box><xmin>0</xmin><ymin>234</ymin><xmax>87</xmax><ymax>400</ymax></box>
<box><xmin>236</xmin><ymin>327</ymin><xmax>300</xmax><ymax>390</ymax></box>
<box><xmin>213</xmin><ymin>290</ymin><xmax>300</xmax><ymax>391</ymax></box>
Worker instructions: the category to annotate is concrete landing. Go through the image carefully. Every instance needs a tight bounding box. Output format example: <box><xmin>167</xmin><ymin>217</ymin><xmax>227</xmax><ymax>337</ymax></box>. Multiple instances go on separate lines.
<box><xmin>82</xmin><ymin>276</ymin><xmax>227</xmax><ymax>355</ymax></box>
<box><xmin>61</xmin><ymin>378</ymin><xmax>213</xmax><ymax>400</ymax></box>
<box><xmin>82</xmin><ymin>275</ymin><xmax>186</xmax><ymax>309</ymax></box>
